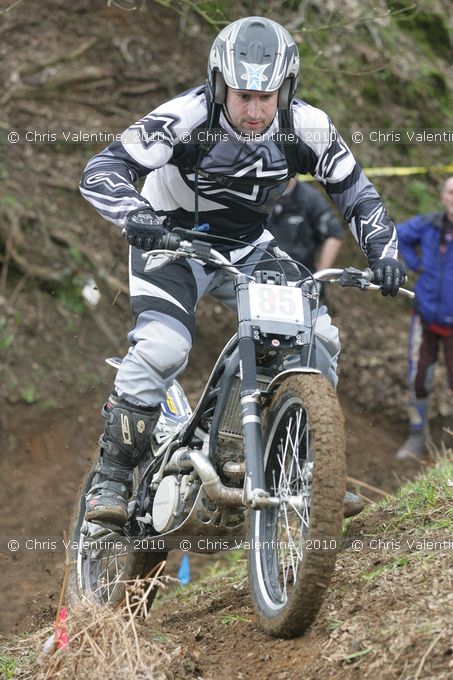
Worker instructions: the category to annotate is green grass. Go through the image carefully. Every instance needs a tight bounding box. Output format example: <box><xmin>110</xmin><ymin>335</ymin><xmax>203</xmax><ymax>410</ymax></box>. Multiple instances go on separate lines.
<box><xmin>0</xmin><ymin>316</ymin><xmax>14</xmax><ymax>350</ymax></box>
<box><xmin>374</xmin><ymin>457</ymin><xmax>453</xmax><ymax>535</ymax></box>
<box><xmin>219</xmin><ymin>614</ymin><xmax>251</xmax><ymax>626</ymax></box>
<box><xmin>149</xmin><ymin>633</ymin><xmax>172</xmax><ymax>644</ymax></box>
<box><xmin>362</xmin><ymin>556</ymin><xmax>411</xmax><ymax>582</ymax></box>
<box><xmin>20</xmin><ymin>384</ymin><xmax>38</xmax><ymax>404</ymax></box>
<box><xmin>0</xmin><ymin>654</ymin><xmax>18</xmax><ymax>679</ymax></box>
<box><xmin>342</xmin><ymin>647</ymin><xmax>373</xmax><ymax>663</ymax></box>
<box><xmin>55</xmin><ymin>284</ymin><xmax>86</xmax><ymax>314</ymax></box>
<box><xmin>1</xmin><ymin>193</ymin><xmax>19</xmax><ymax>208</ymax></box>
<box><xmin>327</xmin><ymin>619</ymin><xmax>344</xmax><ymax>631</ymax></box>
<box><xmin>1</xmin><ymin>456</ymin><xmax>452</xmax><ymax>679</ymax></box>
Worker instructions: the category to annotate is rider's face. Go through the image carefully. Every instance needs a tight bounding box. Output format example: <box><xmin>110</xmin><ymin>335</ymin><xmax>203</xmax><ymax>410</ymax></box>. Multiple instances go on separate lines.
<box><xmin>225</xmin><ymin>89</ymin><xmax>279</xmax><ymax>133</ymax></box>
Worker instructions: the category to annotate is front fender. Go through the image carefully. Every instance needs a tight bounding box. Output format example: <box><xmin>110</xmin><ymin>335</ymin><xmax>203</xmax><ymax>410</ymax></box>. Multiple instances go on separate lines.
<box><xmin>266</xmin><ymin>367</ymin><xmax>321</xmax><ymax>394</ymax></box>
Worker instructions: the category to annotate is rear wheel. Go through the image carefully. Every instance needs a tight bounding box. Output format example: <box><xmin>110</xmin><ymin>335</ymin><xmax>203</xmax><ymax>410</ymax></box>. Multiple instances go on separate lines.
<box><xmin>248</xmin><ymin>374</ymin><xmax>346</xmax><ymax>637</ymax></box>
<box><xmin>66</xmin><ymin>458</ymin><xmax>166</xmax><ymax>609</ymax></box>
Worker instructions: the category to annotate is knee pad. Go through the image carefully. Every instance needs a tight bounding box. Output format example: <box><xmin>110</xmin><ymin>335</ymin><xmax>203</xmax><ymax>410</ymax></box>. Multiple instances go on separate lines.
<box><xmin>134</xmin><ymin>322</ymin><xmax>191</xmax><ymax>378</ymax></box>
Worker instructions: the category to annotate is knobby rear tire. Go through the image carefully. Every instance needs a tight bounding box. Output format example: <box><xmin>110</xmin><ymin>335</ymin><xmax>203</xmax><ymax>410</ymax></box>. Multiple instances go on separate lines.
<box><xmin>66</xmin><ymin>457</ymin><xmax>166</xmax><ymax>609</ymax></box>
<box><xmin>248</xmin><ymin>374</ymin><xmax>346</xmax><ymax>638</ymax></box>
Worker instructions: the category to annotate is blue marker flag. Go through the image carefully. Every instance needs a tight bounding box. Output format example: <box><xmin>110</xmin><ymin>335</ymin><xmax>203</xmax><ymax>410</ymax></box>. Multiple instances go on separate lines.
<box><xmin>178</xmin><ymin>554</ymin><xmax>191</xmax><ymax>585</ymax></box>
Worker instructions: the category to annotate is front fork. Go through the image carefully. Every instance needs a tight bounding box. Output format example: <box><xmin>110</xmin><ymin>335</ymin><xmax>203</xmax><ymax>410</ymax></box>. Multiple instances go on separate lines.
<box><xmin>236</xmin><ymin>276</ymin><xmax>278</xmax><ymax>509</ymax></box>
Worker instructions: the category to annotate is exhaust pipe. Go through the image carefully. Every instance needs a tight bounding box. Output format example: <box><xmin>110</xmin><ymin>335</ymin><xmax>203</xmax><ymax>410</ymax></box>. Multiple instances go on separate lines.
<box><xmin>167</xmin><ymin>448</ymin><xmax>243</xmax><ymax>506</ymax></box>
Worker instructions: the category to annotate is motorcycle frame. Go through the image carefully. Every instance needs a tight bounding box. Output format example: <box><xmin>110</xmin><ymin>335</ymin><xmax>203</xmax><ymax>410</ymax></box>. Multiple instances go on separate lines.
<box><xmin>132</xmin><ymin>267</ymin><xmax>320</xmax><ymax>531</ymax></box>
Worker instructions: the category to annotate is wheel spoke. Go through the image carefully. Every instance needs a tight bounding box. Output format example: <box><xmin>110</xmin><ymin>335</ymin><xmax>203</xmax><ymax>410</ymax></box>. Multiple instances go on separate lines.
<box><xmin>248</xmin><ymin>376</ymin><xmax>344</xmax><ymax>636</ymax></box>
<box><xmin>258</xmin><ymin>398</ymin><xmax>314</xmax><ymax>607</ymax></box>
<box><xmin>79</xmin><ymin>523</ymin><xmax>130</xmax><ymax>604</ymax></box>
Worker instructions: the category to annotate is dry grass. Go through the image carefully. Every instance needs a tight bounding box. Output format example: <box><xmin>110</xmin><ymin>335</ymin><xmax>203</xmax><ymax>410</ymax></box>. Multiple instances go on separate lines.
<box><xmin>3</xmin><ymin>572</ymin><xmax>181</xmax><ymax>680</ymax></box>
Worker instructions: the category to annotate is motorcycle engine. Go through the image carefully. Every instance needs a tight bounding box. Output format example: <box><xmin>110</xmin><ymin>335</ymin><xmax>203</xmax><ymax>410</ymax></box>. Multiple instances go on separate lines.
<box><xmin>152</xmin><ymin>474</ymin><xmax>195</xmax><ymax>533</ymax></box>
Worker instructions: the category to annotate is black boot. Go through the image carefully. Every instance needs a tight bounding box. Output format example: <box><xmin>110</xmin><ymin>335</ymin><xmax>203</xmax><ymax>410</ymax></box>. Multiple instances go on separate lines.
<box><xmin>85</xmin><ymin>394</ymin><xmax>160</xmax><ymax>527</ymax></box>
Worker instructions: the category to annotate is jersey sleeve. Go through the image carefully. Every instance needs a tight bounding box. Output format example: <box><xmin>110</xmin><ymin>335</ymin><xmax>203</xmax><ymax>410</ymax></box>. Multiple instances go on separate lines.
<box><xmin>79</xmin><ymin>88</ymin><xmax>206</xmax><ymax>227</ymax></box>
<box><xmin>292</xmin><ymin>101</ymin><xmax>397</xmax><ymax>265</ymax></box>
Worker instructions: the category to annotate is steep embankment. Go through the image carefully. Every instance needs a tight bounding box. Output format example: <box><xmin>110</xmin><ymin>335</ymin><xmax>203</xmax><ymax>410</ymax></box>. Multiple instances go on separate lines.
<box><xmin>1</xmin><ymin>456</ymin><xmax>452</xmax><ymax>679</ymax></box>
<box><xmin>152</xmin><ymin>457</ymin><xmax>453</xmax><ymax>680</ymax></box>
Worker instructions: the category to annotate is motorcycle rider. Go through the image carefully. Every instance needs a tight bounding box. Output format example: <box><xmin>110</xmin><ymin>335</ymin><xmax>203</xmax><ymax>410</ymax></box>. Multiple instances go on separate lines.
<box><xmin>80</xmin><ymin>16</ymin><xmax>406</xmax><ymax>527</ymax></box>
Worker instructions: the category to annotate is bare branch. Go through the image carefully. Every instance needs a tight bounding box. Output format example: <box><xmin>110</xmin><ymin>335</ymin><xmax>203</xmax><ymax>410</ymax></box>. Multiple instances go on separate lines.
<box><xmin>0</xmin><ymin>0</ymin><xmax>25</xmax><ymax>17</ymax></box>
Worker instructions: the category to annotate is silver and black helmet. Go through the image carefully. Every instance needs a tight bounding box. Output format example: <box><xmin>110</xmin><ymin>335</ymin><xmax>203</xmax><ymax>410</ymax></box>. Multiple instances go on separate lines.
<box><xmin>208</xmin><ymin>16</ymin><xmax>300</xmax><ymax>109</ymax></box>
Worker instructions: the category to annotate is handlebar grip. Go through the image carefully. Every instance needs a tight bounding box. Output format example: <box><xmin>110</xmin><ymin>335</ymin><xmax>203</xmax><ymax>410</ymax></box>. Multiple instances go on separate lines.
<box><xmin>159</xmin><ymin>232</ymin><xmax>181</xmax><ymax>251</ymax></box>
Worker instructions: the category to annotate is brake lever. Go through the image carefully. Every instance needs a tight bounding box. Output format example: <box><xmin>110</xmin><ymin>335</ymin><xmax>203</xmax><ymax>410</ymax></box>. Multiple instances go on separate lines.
<box><xmin>339</xmin><ymin>267</ymin><xmax>415</xmax><ymax>298</ymax></box>
<box><xmin>142</xmin><ymin>236</ymin><xmax>213</xmax><ymax>273</ymax></box>
<box><xmin>339</xmin><ymin>267</ymin><xmax>372</xmax><ymax>291</ymax></box>
<box><xmin>186</xmin><ymin>239</ymin><xmax>212</xmax><ymax>262</ymax></box>
<box><xmin>142</xmin><ymin>250</ymin><xmax>183</xmax><ymax>272</ymax></box>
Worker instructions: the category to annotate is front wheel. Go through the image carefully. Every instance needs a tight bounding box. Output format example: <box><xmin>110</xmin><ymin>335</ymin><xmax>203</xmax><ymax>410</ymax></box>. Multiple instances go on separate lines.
<box><xmin>66</xmin><ymin>458</ymin><xmax>167</xmax><ymax>609</ymax></box>
<box><xmin>248</xmin><ymin>374</ymin><xmax>346</xmax><ymax>638</ymax></box>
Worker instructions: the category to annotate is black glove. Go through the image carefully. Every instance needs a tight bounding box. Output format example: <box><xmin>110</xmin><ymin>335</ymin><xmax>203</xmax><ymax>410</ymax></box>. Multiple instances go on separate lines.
<box><xmin>370</xmin><ymin>257</ymin><xmax>407</xmax><ymax>297</ymax></box>
<box><xmin>125</xmin><ymin>208</ymin><xmax>165</xmax><ymax>250</ymax></box>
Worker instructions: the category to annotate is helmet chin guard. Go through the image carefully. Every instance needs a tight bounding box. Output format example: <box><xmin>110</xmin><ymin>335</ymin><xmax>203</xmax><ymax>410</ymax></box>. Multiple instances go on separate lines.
<box><xmin>208</xmin><ymin>17</ymin><xmax>300</xmax><ymax>109</ymax></box>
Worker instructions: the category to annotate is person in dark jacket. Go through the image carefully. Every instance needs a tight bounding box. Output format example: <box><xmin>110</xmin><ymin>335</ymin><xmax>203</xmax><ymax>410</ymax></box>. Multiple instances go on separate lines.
<box><xmin>396</xmin><ymin>176</ymin><xmax>453</xmax><ymax>459</ymax></box>
<box><xmin>267</xmin><ymin>177</ymin><xmax>343</xmax><ymax>276</ymax></box>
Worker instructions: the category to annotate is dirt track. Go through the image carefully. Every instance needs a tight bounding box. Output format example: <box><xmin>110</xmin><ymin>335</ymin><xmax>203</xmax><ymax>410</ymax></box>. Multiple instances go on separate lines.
<box><xmin>0</xmin><ymin>388</ymin><xmax>423</xmax><ymax>637</ymax></box>
<box><xmin>0</xmin><ymin>298</ymin><xmax>438</xmax><ymax>640</ymax></box>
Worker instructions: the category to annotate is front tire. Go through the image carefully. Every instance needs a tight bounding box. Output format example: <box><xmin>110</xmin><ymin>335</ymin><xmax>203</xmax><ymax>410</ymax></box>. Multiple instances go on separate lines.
<box><xmin>248</xmin><ymin>374</ymin><xmax>346</xmax><ymax>637</ymax></box>
<box><xmin>66</xmin><ymin>458</ymin><xmax>166</xmax><ymax>609</ymax></box>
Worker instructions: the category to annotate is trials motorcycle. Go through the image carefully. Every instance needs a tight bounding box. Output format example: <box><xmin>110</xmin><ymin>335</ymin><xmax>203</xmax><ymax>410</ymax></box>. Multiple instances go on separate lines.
<box><xmin>67</xmin><ymin>229</ymin><xmax>413</xmax><ymax>637</ymax></box>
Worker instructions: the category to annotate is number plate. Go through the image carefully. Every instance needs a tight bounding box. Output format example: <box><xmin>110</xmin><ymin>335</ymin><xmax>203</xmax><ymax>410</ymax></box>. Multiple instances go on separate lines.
<box><xmin>248</xmin><ymin>283</ymin><xmax>304</xmax><ymax>324</ymax></box>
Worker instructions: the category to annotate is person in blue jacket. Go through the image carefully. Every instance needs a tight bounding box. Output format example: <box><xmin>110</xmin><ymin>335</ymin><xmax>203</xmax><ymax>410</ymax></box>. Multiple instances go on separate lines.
<box><xmin>396</xmin><ymin>177</ymin><xmax>453</xmax><ymax>459</ymax></box>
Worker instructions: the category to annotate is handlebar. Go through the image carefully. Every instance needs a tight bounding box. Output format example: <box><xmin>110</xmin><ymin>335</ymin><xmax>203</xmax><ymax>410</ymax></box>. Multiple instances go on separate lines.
<box><xmin>159</xmin><ymin>231</ymin><xmax>184</xmax><ymax>252</ymax></box>
<box><xmin>144</xmin><ymin>230</ymin><xmax>415</xmax><ymax>299</ymax></box>
<box><xmin>314</xmin><ymin>267</ymin><xmax>414</xmax><ymax>299</ymax></box>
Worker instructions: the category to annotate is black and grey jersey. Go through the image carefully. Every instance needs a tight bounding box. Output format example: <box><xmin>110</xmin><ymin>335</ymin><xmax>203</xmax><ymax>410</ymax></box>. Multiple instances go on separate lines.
<box><xmin>80</xmin><ymin>85</ymin><xmax>397</xmax><ymax>264</ymax></box>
